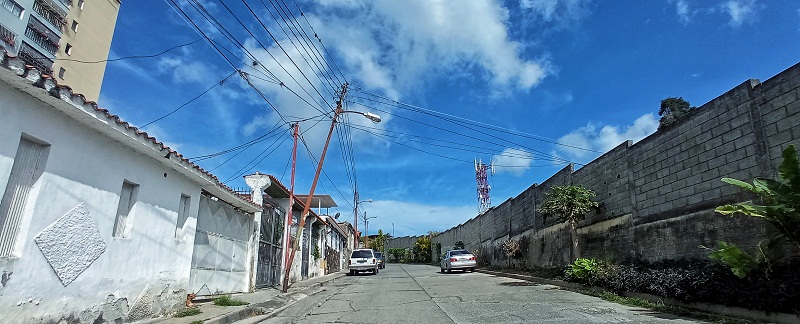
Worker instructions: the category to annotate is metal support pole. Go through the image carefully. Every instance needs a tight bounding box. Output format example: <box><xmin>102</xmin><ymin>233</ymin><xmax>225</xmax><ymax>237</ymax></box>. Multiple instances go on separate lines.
<box><xmin>282</xmin><ymin>123</ymin><xmax>299</xmax><ymax>281</ymax></box>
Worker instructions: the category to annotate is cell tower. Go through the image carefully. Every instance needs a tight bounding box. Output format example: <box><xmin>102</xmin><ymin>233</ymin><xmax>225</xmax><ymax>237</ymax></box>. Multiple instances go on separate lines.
<box><xmin>475</xmin><ymin>159</ymin><xmax>494</xmax><ymax>213</ymax></box>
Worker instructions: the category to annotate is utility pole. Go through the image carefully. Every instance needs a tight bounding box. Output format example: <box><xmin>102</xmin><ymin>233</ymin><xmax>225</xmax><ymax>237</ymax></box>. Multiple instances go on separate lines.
<box><xmin>281</xmin><ymin>83</ymin><xmax>349</xmax><ymax>293</ymax></box>
<box><xmin>282</xmin><ymin>123</ymin><xmax>299</xmax><ymax>276</ymax></box>
<box><xmin>361</xmin><ymin>210</ymin><xmax>376</xmax><ymax>248</ymax></box>
<box><xmin>353</xmin><ymin>191</ymin><xmax>359</xmax><ymax>248</ymax></box>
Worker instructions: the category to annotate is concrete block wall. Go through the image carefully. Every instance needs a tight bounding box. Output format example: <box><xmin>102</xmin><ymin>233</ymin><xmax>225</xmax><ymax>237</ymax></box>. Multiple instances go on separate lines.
<box><xmin>398</xmin><ymin>62</ymin><xmax>800</xmax><ymax>268</ymax></box>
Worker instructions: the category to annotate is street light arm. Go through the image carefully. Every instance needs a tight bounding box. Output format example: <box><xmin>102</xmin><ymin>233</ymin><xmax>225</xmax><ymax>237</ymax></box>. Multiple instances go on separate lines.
<box><xmin>342</xmin><ymin>110</ymin><xmax>381</xmax><ymax>123</ymax></box>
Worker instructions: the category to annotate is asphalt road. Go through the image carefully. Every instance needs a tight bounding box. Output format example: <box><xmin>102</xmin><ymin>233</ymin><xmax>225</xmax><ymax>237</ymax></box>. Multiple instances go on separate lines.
<box><xmin>247</xmin><ymin>264</ymin><xmax>704</xmax><ymax>323</ymax></box>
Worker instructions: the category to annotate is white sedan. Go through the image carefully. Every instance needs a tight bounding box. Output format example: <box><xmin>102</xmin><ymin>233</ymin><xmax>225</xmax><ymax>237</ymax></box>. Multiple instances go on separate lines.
<box><xmin>440</xmin><ymin>249</ymin><xmax>477</xmax><ymax>273</ymax></box>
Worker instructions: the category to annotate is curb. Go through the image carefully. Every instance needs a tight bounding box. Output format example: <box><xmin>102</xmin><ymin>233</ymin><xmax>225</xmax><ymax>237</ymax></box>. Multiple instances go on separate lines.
<box><xmin>476</xmin><ymin>269</ymin><xmax>800</xmax><ymax>324</ymax></box>
<box><xmin>201</xmin><ymin>273</ymin><xmax>346</xmax><ymax>324</ymax></box>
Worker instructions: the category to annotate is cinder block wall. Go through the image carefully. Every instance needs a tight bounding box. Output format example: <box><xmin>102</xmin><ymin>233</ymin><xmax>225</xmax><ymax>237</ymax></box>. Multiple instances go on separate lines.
<box><xmin>391</xmin><ymin>62</ymin><xmax>800</xmax><ymax>268</ymax></box>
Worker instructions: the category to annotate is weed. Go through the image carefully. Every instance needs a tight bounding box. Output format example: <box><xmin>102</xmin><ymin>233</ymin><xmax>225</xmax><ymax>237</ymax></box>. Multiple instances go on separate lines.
<box><xmin>213</xmin><ymin>295</ymin><xmax>249</xmax><ymax>306</ymax></box>
<box><xmin>174</xmin><ymin>308</ymin><xmax>201</xmax><ymax>318</ymax></box>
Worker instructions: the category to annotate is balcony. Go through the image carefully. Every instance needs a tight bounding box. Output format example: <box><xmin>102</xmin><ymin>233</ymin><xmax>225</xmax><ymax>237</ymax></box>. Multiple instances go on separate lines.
<box><xmin>19</xmin><ymin>41</ymin><xmax>54</xmax><ymax>75</ymax></box>
<box><xmin>33</xmin><ymin>0</ymin><xmax>67</xmax><ymax>31</ymax></box>
<box><xmin>0</xmin><ymin>22</ymin><xmax>15</xmax><ymax>47</ymax></box>
<box><xmin>25</xmin><ymin>17</ymin><xmax>59</xmax><ymax>55</ymax></box>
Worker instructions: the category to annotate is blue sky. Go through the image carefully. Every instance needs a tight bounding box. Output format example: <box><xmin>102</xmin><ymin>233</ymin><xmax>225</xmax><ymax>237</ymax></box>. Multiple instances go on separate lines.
<box><xmin>98</xmin><ymin>0</ymin><xmax>800</xmax><ymax>237</ymax></box>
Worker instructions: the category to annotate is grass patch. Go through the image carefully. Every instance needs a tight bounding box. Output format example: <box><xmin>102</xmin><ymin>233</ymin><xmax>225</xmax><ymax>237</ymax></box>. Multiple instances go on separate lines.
<box><xmin>213</xmin><ymin>295</ymin><xmax>249</xmax><ymax>306</ymax></box>
<box><xmin>174</xmin><ymin>307</ymin><xmax>202</xmax><ymax>318</ymax></box>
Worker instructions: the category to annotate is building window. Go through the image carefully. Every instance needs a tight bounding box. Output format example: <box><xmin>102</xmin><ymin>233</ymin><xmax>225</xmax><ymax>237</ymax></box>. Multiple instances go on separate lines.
<box><xmin>1</xmin><ymin>0</ymin><xmax>24</xmax><ymax>19</ymax></box>
<box><xmin>64</xmin><ymin>43</ymin><xmax>72</xmax><ymax>55</ymax></box>
<box><xmin>113</xmin><ymin>181</ymin><xmax>138</xmax><ymax>238</ymax></box>
<box><xmin>58</xmin><ymin>67</ymin><xmax>65</xmax><ymax>79</ymax></box>
<box><xmin>70</xmin><ymin>20</ymin><xmax>78</xmax><ymax>32</ymax></box>
<box><xmin>0</xmin><ymin>136</ymin><xmax>50</xmax><ymax>257</ymax></box>
<box><xmin>77</xmin><ymin>0</ymin><xmax>83</xmax><ymax>9</ymax></box>
<box><xmin>175</xmin><ymin>194</ymin><xmax>191</xmax><ymax>238</ymax></box>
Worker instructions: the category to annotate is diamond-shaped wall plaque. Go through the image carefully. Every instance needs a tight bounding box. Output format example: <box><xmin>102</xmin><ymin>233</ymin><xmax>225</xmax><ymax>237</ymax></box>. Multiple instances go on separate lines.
<box><xmin>35</xmin><ymin>203</ymin><xmax>106</xmax><ymax>286</ymax></box>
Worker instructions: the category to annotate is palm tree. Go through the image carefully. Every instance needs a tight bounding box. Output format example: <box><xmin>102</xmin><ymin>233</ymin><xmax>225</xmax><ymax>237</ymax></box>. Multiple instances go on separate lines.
<box><xmin>539</xmin><ymin>185</ymin><xmax>598</xmax><ymax>260</ymax></box>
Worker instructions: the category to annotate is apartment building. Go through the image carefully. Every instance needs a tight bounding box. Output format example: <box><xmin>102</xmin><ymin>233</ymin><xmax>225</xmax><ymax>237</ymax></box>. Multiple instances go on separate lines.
<box><xmin>0</xmin><ymin>0</ymin><xmax>120</xmax><ymax>102</ymax></box>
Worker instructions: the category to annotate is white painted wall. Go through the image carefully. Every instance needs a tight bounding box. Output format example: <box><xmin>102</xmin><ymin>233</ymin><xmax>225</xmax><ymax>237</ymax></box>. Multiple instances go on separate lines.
<box><xmin>0</xmin><ymin>66</ymin><xmax>256</xmax><ymax>323</ymax></box>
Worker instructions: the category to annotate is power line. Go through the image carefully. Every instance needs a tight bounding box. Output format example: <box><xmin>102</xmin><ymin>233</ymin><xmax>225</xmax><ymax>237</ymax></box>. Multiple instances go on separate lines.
<box><xmin>54</xmin><ymin>38</ymin><xmax>203</xmax><ymax>64</ymax></box>
<box><xmin>239</xmin><ymin>0</ymin><xmax>337</xmax><ymax>112</ymax></box>
<box><xmin>354</xmin><ymin>124</ymin><xmax>567</xmax><ymax>168</ymax></box>
<box><xmin>348</xmin><ymin>99</ymin><xmax>580</xmax><ymax>165</ymax></box>
<box><xmin>141</xmin><ymin>71</ymin><xmax>238</xmax><ymax>128</ymax></box>
<box><xmin>260</xmin><ymin>0</ymin><xmax>338</xmax><ymax>96</ymax></box>
<box><xmin>351</xmin><ymin>87</ymin><xmax>603</xmax><ymax>155</ymax></box>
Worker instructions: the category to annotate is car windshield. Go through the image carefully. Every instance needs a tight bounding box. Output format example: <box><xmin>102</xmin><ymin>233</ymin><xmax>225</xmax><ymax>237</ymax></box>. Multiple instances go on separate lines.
<box><xmin>449</xmin><ymin>250</ymin><xmax>471</xmax><ymax>256</ymax></box>
<box><xmin>351</xmin><ymin>250</ymin><xmax>373</xmax><ymax>258</ymax></box>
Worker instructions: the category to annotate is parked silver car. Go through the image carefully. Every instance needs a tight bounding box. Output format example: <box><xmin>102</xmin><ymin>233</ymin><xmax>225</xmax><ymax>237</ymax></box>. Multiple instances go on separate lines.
<box><xmin>440</xmin><ymin>249</ymin><xmax>476</xmax><ymax>273</ymax></box>
<box><xmin>349</xmin><ymin>248</ymin><xmax>379</xmax><ymax>275</ymax></box>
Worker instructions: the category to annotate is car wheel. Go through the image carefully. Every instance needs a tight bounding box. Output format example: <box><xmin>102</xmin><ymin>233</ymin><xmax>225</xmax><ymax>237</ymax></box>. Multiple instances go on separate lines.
<box><xmin>349</xmin><ymin>270</ymin><xmax>354</xmax><ymax>276</ymax></box>
<box><xmin>376</xmin><ymin>268</ymin><xmax>379</xmax><ymax>274</ymax></box>
<box><xmin>470</xmin><ymin>268</ymin><xmax>475</xmax><ymax>272</ymax></box>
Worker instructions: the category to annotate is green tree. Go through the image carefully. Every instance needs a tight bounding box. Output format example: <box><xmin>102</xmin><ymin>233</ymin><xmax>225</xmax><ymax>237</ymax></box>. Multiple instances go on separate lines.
<box><xmin>454</xmin><ymin>241</ymin><xmax>465</xmax><ymax>249</ymax></box>
<box><xmin>658</xmin><ymin>97</ymin><xmax>695</xmax><ymax>129</ymax></box>
<box><xmin>539</xmin><ymin>185</ymin><xmax>599</xmax><ymax>260</ymax></box>
<box><xmin>413</xmin><ymin>235</ymin><xmax>432</xmax><ymax>263</ymax></box>
<box><xmin>369</xmin><ymin>229</ymin><xmax>388</xmax><ymax>252</ymax></box>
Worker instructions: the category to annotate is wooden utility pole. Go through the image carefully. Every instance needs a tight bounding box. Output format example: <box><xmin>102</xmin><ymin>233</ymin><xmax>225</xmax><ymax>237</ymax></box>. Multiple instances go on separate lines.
<box><xmin>281</xmin><ymin>83</ymin><xmax>348</xmax><ymax>292</ymax></box>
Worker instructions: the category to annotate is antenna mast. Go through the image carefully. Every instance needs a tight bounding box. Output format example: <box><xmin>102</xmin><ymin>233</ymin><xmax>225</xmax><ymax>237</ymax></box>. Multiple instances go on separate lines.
<box><xmin>475</xmin><ymin>159</ymin><xmax>494</xmax><ymax>213</ymax></box>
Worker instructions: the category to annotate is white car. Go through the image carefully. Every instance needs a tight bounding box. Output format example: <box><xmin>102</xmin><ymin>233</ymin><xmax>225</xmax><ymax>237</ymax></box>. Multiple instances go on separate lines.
<box><xmin>440</xmin><ymin>249</ymin><xmax>477</xmax><ymax>273</ymax></box>
<box><xmin>349</xmin><ymin>249</ymin><xmax>379</xmax><ymax>275</ymax></box>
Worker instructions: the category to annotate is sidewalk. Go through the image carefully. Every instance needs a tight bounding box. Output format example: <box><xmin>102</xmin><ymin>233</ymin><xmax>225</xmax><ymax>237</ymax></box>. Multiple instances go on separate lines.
<box><xmin>139</xmin><ymin>271</ymin><xmax>346</xmax><ymax>324</ymax></box>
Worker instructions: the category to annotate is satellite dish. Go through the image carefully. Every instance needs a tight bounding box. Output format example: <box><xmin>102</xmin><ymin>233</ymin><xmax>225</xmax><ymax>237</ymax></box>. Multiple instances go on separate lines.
<box><xmin>334</xmin><ymin>212</ymin><xmax>340</xmax><ymax>219</ymax></box>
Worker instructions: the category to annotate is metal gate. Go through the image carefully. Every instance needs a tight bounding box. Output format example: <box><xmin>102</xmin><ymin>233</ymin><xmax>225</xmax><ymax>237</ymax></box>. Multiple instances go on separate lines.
<box><xmin>255</xmin><ymin>207</ymin><xmax>282</xmax><ymax>288</ymax></box>
<box><xmin>189</xmin><ymin>195</ymin><xmax>252</xmax><ymax>295</ymax></box>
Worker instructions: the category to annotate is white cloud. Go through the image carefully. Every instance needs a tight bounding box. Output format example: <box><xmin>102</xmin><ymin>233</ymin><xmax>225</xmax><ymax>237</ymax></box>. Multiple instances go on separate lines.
<box><xmin>674</xmin><ymin>0</ymin><xmax>691</xmax><ymax>23</ymax></box>
<box><xmin>722</xmin><ymin>0</ymin><xmax>759</xmax><ymax>27</ymax></box>
<box><xmin>492</xmin><ymin>148</ymin><xmax>534</xmax><ymax>176</ymax></box>
<box><xmin>519</xmin><ymin>0</ymin><xmax>591</xmax><ymax>24</ymax></box>
<box><xmin>554</xmin><ymin>113</ymin><xmax>658</xmax><ymax>161</ymax></box>
<box><xmin>157</xmin><ymin>57</ymin><xmax>214</xmax><ymax>84</ymax></box>
<box><xmin>307</xmin><ymin>0</ymin><xmax>551</xmax><ymax>96</ymax></box>
<box><xmin>356</xmin><ymin>200</ymin><xmax>478</xmax><ymax>237</ymax></box>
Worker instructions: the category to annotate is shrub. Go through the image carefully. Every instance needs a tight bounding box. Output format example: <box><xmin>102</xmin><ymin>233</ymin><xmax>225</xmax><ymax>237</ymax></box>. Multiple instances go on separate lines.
<box><xmin>562</xmin><ymin>257</ymin><xmax>800</xmax><ymax>314</ymax></box>
<box><xmin>387</xmin><ymin>248</ymin><xmax>405</xmax><ymax>263</ymax></box>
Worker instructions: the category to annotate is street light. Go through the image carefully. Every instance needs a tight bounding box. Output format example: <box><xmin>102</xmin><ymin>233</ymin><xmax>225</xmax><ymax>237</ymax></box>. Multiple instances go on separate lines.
<box><xmin>282</xmin><ymin>83</ymin><xmax>380</xmax><ymax>292</ymax></box>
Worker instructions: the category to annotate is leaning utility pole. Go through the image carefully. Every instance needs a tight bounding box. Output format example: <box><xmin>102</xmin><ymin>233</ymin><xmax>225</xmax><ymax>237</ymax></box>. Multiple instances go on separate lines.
<box><xmin>281</xmin><ymin>83</ymin><xmax>348</xmax><ymax>292</ymax></box>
